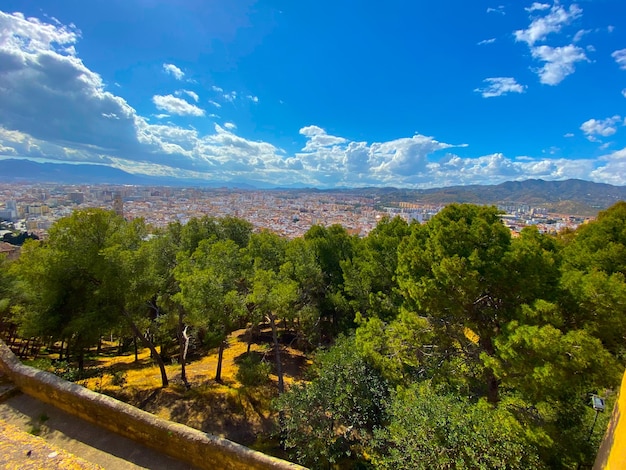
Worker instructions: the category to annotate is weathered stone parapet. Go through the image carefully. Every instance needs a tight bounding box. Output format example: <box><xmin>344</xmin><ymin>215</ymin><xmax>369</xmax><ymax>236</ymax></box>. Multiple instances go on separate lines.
<box><xmin>593</xmin><ymin>370</ymin><xmax>626</xmax><ymax>470</ymax></box>
<box><xmin>0</xmin><ymin>339</ymin><xmax>305</xmax><ymax>470</ymax></box>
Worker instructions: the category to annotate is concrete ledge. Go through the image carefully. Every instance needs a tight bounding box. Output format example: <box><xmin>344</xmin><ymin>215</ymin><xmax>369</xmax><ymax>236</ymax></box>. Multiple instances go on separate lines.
<box><xmin>0</xmin><ymin>339</ymin><xmax>305</xmax><ymax>470</ymax></box>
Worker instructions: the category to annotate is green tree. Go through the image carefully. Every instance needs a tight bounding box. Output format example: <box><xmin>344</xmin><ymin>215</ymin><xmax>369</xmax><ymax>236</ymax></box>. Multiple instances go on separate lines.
<box><xmin>174</xmin><ymin>238</ymin><xmax>249</xmax><ymax>383</ymax></box>
<box><xmin>342</xmin><ymin>216</ymin><xmax>410</xmax><ymax>322</ymax></box>
<box><xmin>397</xmin><ymin>204</ymin><xmax>511</xmax><ymax>401</ymax></box>
<box><xmin>304</xmin><ymin>224</ymin><xmax>356</xmax><ymax>337</ymax></box>
<box><xmin>282</xmin><ymin>237</ymin><xmax>325</xmax><ymax>349</ymax></box>
<box><xmin>247</xmin><ymin>268</ymin><xmax>297</xmax><ymax>393</ymax></box>
<box><xmin>104</xmin><ymin>223</ymin><xmax>172</xmax><ymax>388</ymax></box>
<box><xmin>397</xmin><ymin>205</ymin><xmax>560</xmax><ymax>402</ymax></box>
<box><xmin>370</xmin><ymin>382</ymin><xmax>543</xmax><ymax>470</ymax></box>
<box><xmin>13</xmin><ymin>209</ymin><xmax>130</xmax><ymax>373</ymax></box>
<box><xmin>276</xmin><ymin>337</ymin><xmax>389</xmax><ymax>469</ymax></box>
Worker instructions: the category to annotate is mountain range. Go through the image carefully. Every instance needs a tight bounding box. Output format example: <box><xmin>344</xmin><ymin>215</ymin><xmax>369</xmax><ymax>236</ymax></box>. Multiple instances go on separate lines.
<box><xmin>1</xmin><ymin>158</ymin><xmax>624</xmax><ymax>215</ymax></box>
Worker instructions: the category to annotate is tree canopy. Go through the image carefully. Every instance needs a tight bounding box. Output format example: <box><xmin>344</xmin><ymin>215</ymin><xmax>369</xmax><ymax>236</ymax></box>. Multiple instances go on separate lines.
<box><xmin>4</xmin><ymin>202</ymin><xmax>626</xmax><ymax>469</ymax></box>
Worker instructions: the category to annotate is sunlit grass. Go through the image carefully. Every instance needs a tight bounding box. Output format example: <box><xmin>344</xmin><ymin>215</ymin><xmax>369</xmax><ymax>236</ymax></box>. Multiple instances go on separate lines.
<box><xmin>75</xmin><ymin>327</ymin><xmax>311</xmax><ymax>446</ymax></box>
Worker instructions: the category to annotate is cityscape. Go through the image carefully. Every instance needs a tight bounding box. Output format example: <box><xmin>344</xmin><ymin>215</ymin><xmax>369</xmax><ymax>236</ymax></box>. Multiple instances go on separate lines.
<box><xmin>0</xmin><ymin>182</ymin><xmax>591</xmax><ymax>242</ymax></box>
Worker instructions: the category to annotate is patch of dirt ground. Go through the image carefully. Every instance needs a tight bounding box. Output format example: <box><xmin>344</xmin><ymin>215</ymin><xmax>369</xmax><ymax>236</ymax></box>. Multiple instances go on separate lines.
<box><xmin>76</xmin><ymin>327</ymin><xmax>311</xmax><ymax>449</ymax></box>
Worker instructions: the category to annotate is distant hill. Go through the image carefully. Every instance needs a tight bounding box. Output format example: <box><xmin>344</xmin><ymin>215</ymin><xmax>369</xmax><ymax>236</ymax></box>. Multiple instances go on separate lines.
<box><xmin>372</xmin><ymin>179</ymin><xmax>626</xmax><ymax>216</ymax></box>
<box><xmin>0</xmin><ymin>159</ymin><xmax>624</xmax><ymax>215</ymax></box>
<box><xmin>0</xmin><ymin>159</ymin><xmax>257</xmax><ymax>189</ymax></box>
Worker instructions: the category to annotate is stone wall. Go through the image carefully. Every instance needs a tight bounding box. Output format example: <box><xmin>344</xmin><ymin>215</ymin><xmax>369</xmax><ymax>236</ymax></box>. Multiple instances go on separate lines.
<box><xmin>594</xmin><ymin>371</ymin><xmax>626</xmax><ymax>470</ymax></box>
<box><xmin>0</xmin><ymin>339</ymin><xmax>305</xmax><ymax>470</ymax></box>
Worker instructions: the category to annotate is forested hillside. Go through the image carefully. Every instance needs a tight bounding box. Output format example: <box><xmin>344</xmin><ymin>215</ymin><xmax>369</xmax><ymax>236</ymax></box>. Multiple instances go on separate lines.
<box><xmin>2</xmin><ymin>202</ymin><xmax>626</xmax><ymax>469</ymax></box>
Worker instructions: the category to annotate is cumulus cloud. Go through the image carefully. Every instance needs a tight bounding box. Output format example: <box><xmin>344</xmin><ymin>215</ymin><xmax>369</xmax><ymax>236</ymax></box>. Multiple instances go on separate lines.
<box><xmin>515</xmin><ymin>3</ymin><xmax>582</xmax><ymax>46</ymax></box>
<box><xmin>2</xmin><ymin>10</ymin><xmax>626</xmax><ymax>188</ymax></box>
<box><xmin>513</xmin><ymin>3</ymin><xmax>587</xmax><ymax>85</ymax></box>
<box><xmin>299</xmin><ymin>126</ymin><xmax>347</xmax><ymax>151</ymax></box>
<box><xmin>531</xmin><ymin>44</ymin><xmax>587</xmax><ymax>85</ymax></box>
<box><xmin>525</xmin><ymin>2</ymin><xmax>550</xmax><ymax>13</ymax></box>
<box><xmin>152</xmin><ymin>95</ymin><xmax>205</xmax><ymax>116</ymax></box>
<box><xmin>163</xmin><ymin>63</ymin><xmax>184</xmax><ymax>80</ymax></box>
<box><xmin>0</xmin><ymin>11</ymin><xmax>139</xmax><ymax>152</ymax></box>
<box><xmin>580</xmin><ymin>116</ymin><xmax>624</xmax><ymax>141</ymax></box>
<box><xmin>475</xmin><ymin>77</ymin><xmax>526</xmax><ymax>98</ymax></box>
<box><xmin>224</xmin><ymin>122</ymin><xmax>237</xmax><ymax>130</ymax></box>
<box><xmin>612</xmin><ymin>49</ymin><xmax>626</xmax><ymax>70</ymax></box>
<box><xmin>589</xmin><ymin>147</ymin><xmax>626</xmax><ymax>185</ymax></box>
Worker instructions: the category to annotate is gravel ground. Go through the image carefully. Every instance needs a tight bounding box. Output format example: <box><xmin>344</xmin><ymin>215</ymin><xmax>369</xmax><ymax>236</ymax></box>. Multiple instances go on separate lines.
<box><xmin>0</xmin><ymin>419</ymin><xmax>103</xmax><ymax>470</ymax></box>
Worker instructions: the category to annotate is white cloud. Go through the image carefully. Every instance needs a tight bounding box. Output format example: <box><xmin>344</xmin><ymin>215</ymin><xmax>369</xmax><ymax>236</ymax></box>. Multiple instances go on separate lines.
<box><xmin>247</xmin><ymin>95</ymin><xmax>259</xmax><ymax>103</ymax></box>
<box><xmin>223</xmin><ymin>91</ymin><xmax>237</xmax><ymax>102</ymax></box>
<box><xmin>152</xmin><ymin>95</ymin><xmax>205</xmax><ymax>116</ymax></box>
<box><xmin>612</xmin><ymin>49</ymin><xmax>626</xmax><ymax>70</ymax></box>
<box><xmin>183</xmin><ymin>90</ymin><xmax>199</xmax><ymax>102</ymax></box>
<box><xmin>211</xmin><ymin>85</ymin><xmax>223</xmax><ymax>93</ymax></box>
<box><xmin>163</xmin><ymin>63</ymin><xmax>184</xmax><ymax>80</ymax></box>
<box><xmin>475</xmin><ymin>77</ymin><xmax>526</xmax><ymax>98</ymax></box>
<box><xmin>487</xmin><ymin>6</ymin><xmax>505</xmax><ymax>15</ymax></box>
<box><xmin>564</xmin><ymin>132</ymin><xmax>574</xmax><ymax>138</ymax></box>
<box><xmin>224</xmin><ymin>122</ymin><xmax>237</xmax><ymax>130</ymax></box>
<box><xmin>515</xmin><ymin>3</ymin><xmax>582</xmax><ymax>46</ymax></box>
<box><xmin>0</xmin><ymin>11</ymin><xmax>139</xmax><ymax>153</ymax></box>
<box><xmin>299</xmin><ymin>126</ymin><xmax>347</xmax><ymax>151</ymax></box>
<box><xmin>3</xmin><ymin>10</ymin><xmax>626</xmax><ymax>188</ymax></box>
<box><xmin>580</xmin><ymin>115</ymin><xmax>624</xmax><ymax>141</ymax></box>
<box><xmin>589</xmin><ymin>147</ymin><xmax>626</xmax><ymax>185</ymax></box>
<box><xmin>525</xmin><ymin>2</ymin><xmax>550</xmax><ymax>12</ymax></box>
<box><xmin>153</xmin><ymin>114</ymin><xmax>170</xmax><ymax>119</ymax></box>
<box><xmin>622</xmin><ymin>89</ymin><xmax>626</xmax><ymax>98</ymax></box>
<box><xmin>477</xmin><ymin>38</ymin><xmax>497</xmax><ymax>46</ymax></box>
<box><xmin>573</xmin><ymin>29</ymin><xmax>590</xmax><ymax>43</ymax></box>
<box><xmin>531</xmin><ymin>44</ymin><xmax>587</xmax><ymax>85</ymax></box>
<box><xmin>209</xmin><ymin>100</ymin><xmax>222</xmax><ymax>108</ymax></box>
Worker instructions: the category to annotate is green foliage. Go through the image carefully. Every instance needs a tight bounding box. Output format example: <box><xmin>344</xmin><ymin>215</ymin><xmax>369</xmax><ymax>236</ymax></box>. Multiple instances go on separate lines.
<box><xmin>7</xmin><ymin>201</ymin><xmax>626</xmax><ymax>468</ymax></box>
<box><xmin>110</xmin><ymin>370</ymin><xmax>128</xmax><ymax>387</ymax></box>
<box><xmin>12</xmin><ymin>209</ymin><xmax>131</xmax><ymax>351</ymax></box>
<box><xmin>370</xmin><ymin>383</ymin><xmax>544</xmax><ymax>470</ymax></box>
<box><xmin>343</xmin><ymin>216</ymin><xmax>410</xmax><ymax>322</ymax></box>
<box><xmin>276</xmin><ymin>337</ymin><xmax>389</xmax><ymax>469</ymax></box>
<box><xmin>236</xmin><ymin>354</ymin><xmax>272</xmax><ymax>386</ymax></box>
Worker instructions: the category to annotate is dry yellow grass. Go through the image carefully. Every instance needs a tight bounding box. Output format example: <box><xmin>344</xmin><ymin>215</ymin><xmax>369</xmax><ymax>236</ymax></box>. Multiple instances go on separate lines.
<box><xmin>77</xmin><ymin>328</ymin><xmax>311</xmax><ymax>447</ymax></box>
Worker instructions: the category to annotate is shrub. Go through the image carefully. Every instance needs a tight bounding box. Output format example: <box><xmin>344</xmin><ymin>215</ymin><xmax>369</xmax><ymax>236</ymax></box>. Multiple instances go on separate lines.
<box><xmin>236</xmin><ymin>354</ymin><xmax>272</xmax><ymax>387</ymax></box>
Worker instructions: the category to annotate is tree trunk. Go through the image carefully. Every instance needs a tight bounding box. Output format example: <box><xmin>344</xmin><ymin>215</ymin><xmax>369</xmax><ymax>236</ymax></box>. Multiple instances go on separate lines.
<box><xmin>134</xmin><ymin>337</ymin><xmax>138</xmax><ymax>363</ymax></box>
<box><xmin>77</xmin><ymin>349</ymin><xmax>85</xmax><ymax>375</ymax></box>
<box><xmin>59</xmin><ymin>339</ymin><xmax>65</xmax><ymax>361</ymax></box>
<box><xmin>268</xmin><ymin>312</ymin><xmax>284</xmax><ymax>393</ymax></box>
<box><xmin>177</xmin><ymin>309</ymin><xmax>190</xmax><ymax>388</ymax></box>
<box><xmin>123</xmin><ymin>310</ymin><xmax>169</xmax><ymax>387</ymax></box>
<box><xmin>215</xmin><ymin>339</ymin><xmax>225</xmax><ymax>383</ymax></box>
<box><xmin>65</xmin><ymin>338</ymin><xmax>71</xmax><ymax>363</ymax></box>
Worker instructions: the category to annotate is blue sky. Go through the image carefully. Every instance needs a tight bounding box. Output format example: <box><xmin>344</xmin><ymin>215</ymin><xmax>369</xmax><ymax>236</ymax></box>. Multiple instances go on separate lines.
<box><xmin>0</xmin><ymin>1</ymin><xmax>625</xmax><ymax>188</ymax></box>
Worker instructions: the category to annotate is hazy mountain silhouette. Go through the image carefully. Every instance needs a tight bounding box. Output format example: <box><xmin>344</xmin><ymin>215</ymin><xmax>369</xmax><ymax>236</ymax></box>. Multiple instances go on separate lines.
<box><xmin>1</xmin><ymin>159</ymin><xmax>624</xmax><ymax>214</ymax></box>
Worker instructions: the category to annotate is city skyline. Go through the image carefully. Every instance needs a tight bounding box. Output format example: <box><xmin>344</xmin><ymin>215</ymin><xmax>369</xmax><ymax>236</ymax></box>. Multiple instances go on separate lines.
<box><xmin>0</xmin><ymin>1</ymin><xmax>626</xmax><ymax>188</ymax></box>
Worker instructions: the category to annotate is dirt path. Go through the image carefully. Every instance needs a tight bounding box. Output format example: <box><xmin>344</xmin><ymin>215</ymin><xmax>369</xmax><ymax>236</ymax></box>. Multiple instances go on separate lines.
<box><xmin>0</xmin><ymin>392</ymin><xmax>197</xmax><ymax>469</ymax></box>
